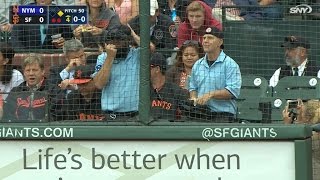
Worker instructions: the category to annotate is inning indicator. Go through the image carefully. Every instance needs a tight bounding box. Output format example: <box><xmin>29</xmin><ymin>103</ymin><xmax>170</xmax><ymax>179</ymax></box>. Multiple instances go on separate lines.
<box><xmin>48</xmin><ymin>6</ymin><xmax>88</xmax><ymax>25</ymax></box>
<box><xmin>9</xmin><ymin>5</ymin><xmax>48</xmax><ymax>24</ymax></box>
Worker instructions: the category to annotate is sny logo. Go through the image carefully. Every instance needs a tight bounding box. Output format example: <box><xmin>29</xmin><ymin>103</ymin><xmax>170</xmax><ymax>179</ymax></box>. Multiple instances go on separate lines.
<box><xmin>289</xmin><ymin>4</ymin><xmax>312</xmax><ymax>14</ymax></box>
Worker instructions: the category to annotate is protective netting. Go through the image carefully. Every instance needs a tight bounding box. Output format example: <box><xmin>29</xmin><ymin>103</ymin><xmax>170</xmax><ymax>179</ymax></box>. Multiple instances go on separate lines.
<box><xmin>0</xmin><ymin>0</ymin><xmax>319</xmax><ymax>178</ymax></box>
<box><xmin>0</xmin><ymin>1</ymin><xmax>319</xmax><ymax>126</ymax></box>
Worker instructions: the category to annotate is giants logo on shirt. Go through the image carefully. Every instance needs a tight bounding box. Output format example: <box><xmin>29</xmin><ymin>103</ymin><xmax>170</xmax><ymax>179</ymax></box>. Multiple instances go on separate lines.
<box><xmin>151</xmin><ymin>100</ymin><xmax>172</xmax><ymax>110</ymax></box>
<box><xmin>78</xmin><ymin>113</ymin><xmax>105</xmax><ymax>121</ymax></box>
<box><xmin>17</xmin><ymin>96</ymin><xmax>46</xmax><ymax>108</ymax></box>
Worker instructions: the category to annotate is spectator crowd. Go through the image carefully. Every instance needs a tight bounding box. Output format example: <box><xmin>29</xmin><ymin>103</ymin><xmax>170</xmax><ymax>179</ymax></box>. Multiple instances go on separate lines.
<box><xmin>0</xmin><ymin>0</ymin><xmax>318</xmax><ymax>124</ymax></box>
<box><xmin>0</xmin><ymin>0</ymin><xmax>319</xmax><ymax>179</ymax></box>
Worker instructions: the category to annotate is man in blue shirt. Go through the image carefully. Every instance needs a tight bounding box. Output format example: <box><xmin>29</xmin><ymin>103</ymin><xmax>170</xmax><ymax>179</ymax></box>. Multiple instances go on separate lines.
<box><xmin>93</xmin><ymin>26</ymin><xmax>140</xmax><ymax>120</ymax></box>
<box><xmin>189</xmin><ymin>26</ymin><xmax>241</xmax><ymax>122</ymax></box>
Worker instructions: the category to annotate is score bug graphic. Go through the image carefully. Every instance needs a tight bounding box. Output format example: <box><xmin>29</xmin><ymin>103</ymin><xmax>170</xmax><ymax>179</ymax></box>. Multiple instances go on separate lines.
<box><xmin>49</xmin><ymin>6</ymin><xmax>88</xmax><ymax>25</ymax></box>
<box><xmin>9</xmin><ymin>6</ymin><xmax>48</xmax><ymax>24</ymax></box>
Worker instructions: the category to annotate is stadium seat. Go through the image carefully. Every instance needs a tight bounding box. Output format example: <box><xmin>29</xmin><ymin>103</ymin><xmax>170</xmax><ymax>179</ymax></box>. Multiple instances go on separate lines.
<box><xmin>273</xmin><ymin>76</ymin><xmax>320</xmax><ymax>99</ymax></box>
<box><xmin>236</xmin><ymin>75</ymin><xmax>271</xmax><ymax>123</ymax></box>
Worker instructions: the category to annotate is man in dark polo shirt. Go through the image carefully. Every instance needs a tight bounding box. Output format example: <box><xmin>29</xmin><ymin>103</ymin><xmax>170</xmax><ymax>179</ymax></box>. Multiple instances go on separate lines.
<box><xmin>150</xmin><ymin>52</ymin><xmax>182</xmax><ymax>121</ymax></box>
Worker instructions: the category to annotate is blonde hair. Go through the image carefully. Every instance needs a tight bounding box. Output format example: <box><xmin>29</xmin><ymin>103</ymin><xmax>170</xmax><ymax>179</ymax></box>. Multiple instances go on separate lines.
<box><xmin>304</xmin><ymin>100</ymin><xmax>320</xmax><ymax>124</ymax></box>
<box><xmin>23</xmin><ymin>53</ymin><xmax>44</xmax><ymax>70</ymax></box>
<box><xmin>187</xmin><ymin>1</ymin><xmax>205</xmax><ymax>14</ymax></box>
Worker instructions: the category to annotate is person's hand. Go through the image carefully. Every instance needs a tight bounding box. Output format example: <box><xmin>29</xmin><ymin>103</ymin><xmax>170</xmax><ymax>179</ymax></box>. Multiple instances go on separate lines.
<box><xmin>282</xmin><ymin>106</ymin><xmax>292</xmax><ymax>124</ymax></box>
<box><xmin>52</xmin><ymin>37</ymin><xmax>65</xmax><ymax>48</ymax></box>
<box><xmin>189</xmin><ymin>97</ymin><xmax>197</xmax><ymax>106</ymax></box>
<box><xmin>296</xmin><ymin>99</ymin><xmax>305</xmax><ymax>123</ymax></box>
<box><xmin>150</xmin><ymin>42</ymin><xmax>156</xmax><ymax>53</ymax></box>
<box><xmin>58</xmin><ymin>79</ymin><xmax>77</xmax><ymax>90</ymax></box>
<box><xmin>73</xmin><ymin>25</ymin><xmax>82</xmax><ymax>39</ymax></box>
<box><xmin>1</xmin><ymin>23</ymin><xmax>12</xmax><ymax>32</ymax></box>
<box><xmin>88</xmin><ymin>26</ymin><xmax>103</xmax><ymax>36</ymax></box>
<box><xmin>196</xmin><ymin>93</ymin><xmax>212</xmax><ymax>105</ymax></box>
<box><xmin>104</xmin><ymin>43</ymin><xmax>117</xmax><ymax>59</ymax></box>
<box><xmin>65</xmin><ymin>58</ymin><xmax>81</xmax><ymax>72</ymax></box>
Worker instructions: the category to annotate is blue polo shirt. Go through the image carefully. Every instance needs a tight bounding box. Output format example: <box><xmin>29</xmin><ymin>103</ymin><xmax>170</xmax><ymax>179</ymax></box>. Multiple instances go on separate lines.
<box><xmin>188</xmin><ymin>50</ymin><xmax>241</xmax><ymax>115</ymax></box>
<box><xmin>95</xmin><ymin>47</ymin><xmax>140</xmax><ymax>112</ymax></box>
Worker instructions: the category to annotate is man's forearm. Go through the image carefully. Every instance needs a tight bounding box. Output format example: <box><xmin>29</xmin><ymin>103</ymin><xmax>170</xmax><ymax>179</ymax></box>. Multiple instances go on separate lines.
<box><xmin>208</xmin><ymin>89</ymin><xmax>232</xmax><ymax>100</ymax></box>
<box><xmin>92</xmin><ymin>54</ymin><xmax>115</xmax><ymax>90</ymax></box>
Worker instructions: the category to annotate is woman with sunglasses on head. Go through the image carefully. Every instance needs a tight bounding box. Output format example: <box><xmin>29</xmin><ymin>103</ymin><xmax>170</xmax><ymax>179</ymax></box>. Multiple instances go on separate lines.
<box><xmin>0</xmin><ymin>43</ymin><xmax>24</xmax><ymax>120</ymax></box>
<box><xmin>166</xmin><ymin>40</ymin><xmax>204</xmax><ymax>120</ymax></box>
<box><xmin>167</xmin><ymin>40</ymin><xmax>204</xmax><ymax>93</ymax></box>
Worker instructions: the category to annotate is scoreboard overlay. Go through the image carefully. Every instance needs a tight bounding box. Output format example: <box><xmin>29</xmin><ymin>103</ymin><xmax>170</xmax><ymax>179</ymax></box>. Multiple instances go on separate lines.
<box><xmin>9</xmin><ymin>5</ymin><xmax>88</xmax><ymax>25</ymax></box>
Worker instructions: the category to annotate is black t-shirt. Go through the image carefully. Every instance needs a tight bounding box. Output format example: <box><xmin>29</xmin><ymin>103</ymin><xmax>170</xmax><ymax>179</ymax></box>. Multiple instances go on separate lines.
<box><xmin>64</xmin><ymin>91</ymin><xmax>104</xmax><ymax>121</ymax></box>
<box><xmin>150</xmin><ymin>81</ymin><xmax>182</xmax><ymax>121</ymax></box>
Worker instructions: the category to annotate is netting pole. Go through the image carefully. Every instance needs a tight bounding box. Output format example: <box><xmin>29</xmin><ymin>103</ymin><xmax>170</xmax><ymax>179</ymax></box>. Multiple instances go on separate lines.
<box><xmin>138</xmin><ymin>0</ymin><xmax>151</xmax><ymax>124</ymax></box>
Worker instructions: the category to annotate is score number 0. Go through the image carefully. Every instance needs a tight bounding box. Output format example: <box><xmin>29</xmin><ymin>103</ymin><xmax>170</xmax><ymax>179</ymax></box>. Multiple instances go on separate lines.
<box><xmin>39</xmin><ymin>16</ymin><xmax>44</xmax><ymax>23</ymax></box>
<box><xmin>73</xmin><ymin>16</ymin><xmax>86</xmax><ymax>23</ymax></box>
<box><xmin>39</xmin><ymin>8</ymin><xmax>44</xmax><ymax>23</ymax></box>
<box><xmin>39</xmin><ymin>7</ymin><xmax>45</xmax><ymax>23</ymax></box>
<box><xmin>74</xmin><ymin>8</ymin><xmax>86</xmax><ymax>23</ymax></box>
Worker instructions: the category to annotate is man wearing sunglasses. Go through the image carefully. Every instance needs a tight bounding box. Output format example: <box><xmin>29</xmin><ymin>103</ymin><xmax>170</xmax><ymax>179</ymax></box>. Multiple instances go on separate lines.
<box><xmin>269</xmin><ymin>36</ymin><xmax>320</xmax><ymax>87</ymax></box>
<box><xmin>188</xmin><ymin>26</ymin><xmax>241</xmax><ymax>122</ymax></box>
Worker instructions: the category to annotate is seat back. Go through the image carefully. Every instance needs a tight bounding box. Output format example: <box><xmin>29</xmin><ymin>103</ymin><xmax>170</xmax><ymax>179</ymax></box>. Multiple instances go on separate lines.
<box><xmin>273</xmin><ymin>76</ymin><xmax>320</xmax><ymax>99</ymax></box>
<box><xmin>237</xmin><ymin>75</ymin><xmax>271</xmax><ymax>122</ymax></box>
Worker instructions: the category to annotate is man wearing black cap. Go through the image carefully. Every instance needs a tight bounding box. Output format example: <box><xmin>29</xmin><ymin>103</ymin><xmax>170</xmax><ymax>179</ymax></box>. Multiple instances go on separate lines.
<box><xmin>269</xmin><ymin>35</ymin><xmax>320</xmax><ymax>87</ymax></box>
<box><xmin>150</xmin><ymin>52</ymin><xmax>182</xmax><ymax>121</ymax></box>
<box><xmin>92</xmin><ymin>25</ymin><xmax>141</xmax><ymax>120</ymax></box>
<box><xmin>188</xmin><ymin>26</ymin><xmax>241</xmax><ymax>122</ymax></box>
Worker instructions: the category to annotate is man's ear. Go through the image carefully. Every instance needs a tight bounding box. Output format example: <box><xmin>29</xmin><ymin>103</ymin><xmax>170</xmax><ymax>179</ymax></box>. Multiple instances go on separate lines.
<box><xmin>219</xmin><ymin>39</ymin><xmax>224</xmax><ymax>47</ymax></box>
<box><xmin>300</xmin><ymin>48</ymin><xmax>307</xmax><ymax>57</ymax></box>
